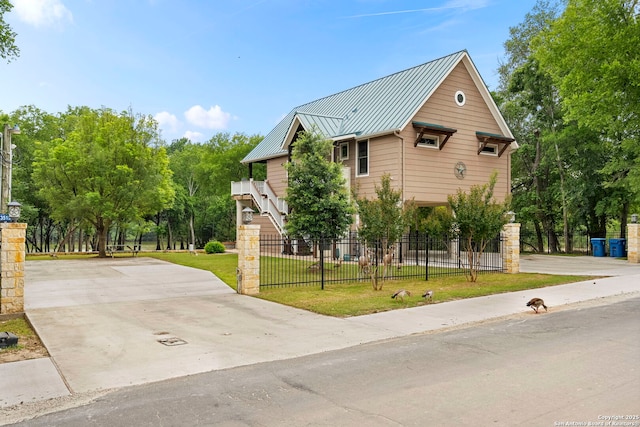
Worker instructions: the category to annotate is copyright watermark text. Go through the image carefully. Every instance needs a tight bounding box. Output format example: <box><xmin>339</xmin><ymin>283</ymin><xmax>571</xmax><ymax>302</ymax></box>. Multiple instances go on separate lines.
<box><xmin>554</xmin><ymin>415</ymin><xmax>640</xmax><ymax>427</ymax></box>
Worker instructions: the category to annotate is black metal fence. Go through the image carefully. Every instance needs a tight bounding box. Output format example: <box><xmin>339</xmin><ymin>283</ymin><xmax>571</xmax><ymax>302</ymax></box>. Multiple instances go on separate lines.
<box><xmin>259</xmin><ymin>233</ymin><xmax>505</xmax><ymax>288</ymax></box>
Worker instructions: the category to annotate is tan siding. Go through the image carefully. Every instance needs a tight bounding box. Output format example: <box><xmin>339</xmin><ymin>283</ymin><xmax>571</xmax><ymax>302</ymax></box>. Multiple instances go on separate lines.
<box><xmin>354</xmin><ymin>133</ymin><xmax>402</xmax><ymax>198</ymax></box>
<box><xmin>400</xmin><ymin>62</ymin><xmax>511</xmax><ymax>205</ymax></box>
<box><xmin>266</xmin><ymin>156</ymin><xmax>288</xmax><ymax>198</ymax></box>
<box><xmin>335</xmin><ymin>139</ymin><xmax>357</xmax><ymax>198</ymax></box>
<box><xmin>263</xmin><ymin>62</ymin><xmax>512</xmax><ymax>209</ymax></box>
<box><xmin>252</xmin><ymin>215</ymin><xmax>279</xmax><ymax>236</ymax></box>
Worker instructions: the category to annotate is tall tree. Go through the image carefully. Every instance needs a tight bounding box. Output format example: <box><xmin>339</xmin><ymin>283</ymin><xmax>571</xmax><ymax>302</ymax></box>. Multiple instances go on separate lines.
<box><xmin>32</xmin><ymin>107</ymin><xmax>174</xmax><ymax>257</ymax></box>
<box><xmin>284</xmin><ymin>130</ymin><xmax>353</xmax><ymax>240</ymax></box>
<box><xmin>496</xmin><ymin>1</ymin><xmax>570</xmax><ymax>251</ymax></box>
<box><xmin>7</xmin><ymin>106</ymin><xmax>66</xmax><ymax>251</ymax></box>
<box><xmin>534</xmin><ymin>0</ymin><xmax>640</xmax><ymax>233</ymax></box>
<box><xmin>194</xmin><ymin>132</ymin><xmax>263</xmax><ymax>244</ymax></box>
<box><xmin>0</xmin><ymin>0</ymin><xmax>19</xmax><ymax>63</ymax></box>
<box><xmin>168</xmin><ymin>139</ymin><xmax>204</xmax><ymax>250</ymax></box>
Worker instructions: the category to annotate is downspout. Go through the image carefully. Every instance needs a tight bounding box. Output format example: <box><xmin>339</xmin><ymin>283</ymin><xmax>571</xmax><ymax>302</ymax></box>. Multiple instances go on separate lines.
<box><xmin>394</xmin><ymin>130</ymin><xmax>405</xmax><ymax>203</ymax></box>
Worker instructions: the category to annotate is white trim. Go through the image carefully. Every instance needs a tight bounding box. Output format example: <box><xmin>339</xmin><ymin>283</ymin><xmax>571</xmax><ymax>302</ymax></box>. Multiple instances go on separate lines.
<box><xmin>356</xmin><ymin>140</ymin><xmax>369</xmax><ymax>177</ymax></box>
<box><xmin>280</xmin><ymin>116</ymin><xmax>306</xmax><ymax>151</ymax></box>
<box><xmin>331</xmin><ymin>133</ymin><xmax>358</xmax><ymax>141</ymax></box>
<box><xmin>454</xmin><ymin>90</ymin><xmax>466</xmax><ymax>106</ymax></box>
<box><xmin>479</xmin><ymin>142</ymin><xmax>499</xmax><ymax>156</ymax></box>
<box><xmin>339</xmin><ymin>141</ymin><xmax>349</xmax><ymax>160</ymax></box>
<box><xmin>416</xmin><ymin>133</ymin><xmax>440</xmax><ymax>149</ymax></box>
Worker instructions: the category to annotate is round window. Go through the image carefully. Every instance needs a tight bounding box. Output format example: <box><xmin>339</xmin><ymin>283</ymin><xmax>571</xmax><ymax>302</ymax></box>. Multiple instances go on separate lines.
<box><xmin>455</xmin><ymin>90</ymin><xmax>466</xmax><ymax>106</ymax></box>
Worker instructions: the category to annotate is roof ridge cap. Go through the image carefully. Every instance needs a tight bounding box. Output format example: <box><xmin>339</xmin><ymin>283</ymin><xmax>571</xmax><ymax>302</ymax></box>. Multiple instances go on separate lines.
<box><xmin>292</xmin><ymin>50</ymin><xmax>466</xmax><ymax>111</ymax></box>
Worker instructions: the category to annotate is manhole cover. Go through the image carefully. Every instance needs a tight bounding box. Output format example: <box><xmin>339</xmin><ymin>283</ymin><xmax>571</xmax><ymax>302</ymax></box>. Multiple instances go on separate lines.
<box><xmin>157</xmin><ymin>337</ymin><xmax>188</xmax><ymax>346</ymax></box>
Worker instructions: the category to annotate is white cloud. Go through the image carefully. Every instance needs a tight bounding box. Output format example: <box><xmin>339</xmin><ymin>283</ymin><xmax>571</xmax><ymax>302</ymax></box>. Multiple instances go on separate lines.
<box><xmin>154</xmin><ymin>111</ymin><xmax>180</xmax><ymax>133</ymax></box>
<box><xmin>345</xmin><ymin>0</ymin><xmax>488</xmax><ymax>18</ymax></box>
<box><xmin>12</xmin><ymin>0</ymin><xmax>73</xmax><ymax>28</ymax></box>
<box><xmin>184</xmin><ymin>130</ymin><xmax>205</xmax><ymax>142</ymax></box>
<box><xmin>184</xmin><ymin>105</ymin><xmax>231</xmax><ymax>130</ymax></box>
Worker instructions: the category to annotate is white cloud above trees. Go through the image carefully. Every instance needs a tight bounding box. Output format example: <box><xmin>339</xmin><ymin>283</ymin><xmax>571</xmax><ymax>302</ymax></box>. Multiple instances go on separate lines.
<box><xmin>12</xmin><ymin>0</ymin><xmax>73</xmax><ymax>28</ymax></box>
<box><xmin>155</xmin><ymin>105</ymin><xmax>234</xmax><ymax>142</ymax></box>
<box><xmin>184</xmin><ymin>105</ymin><xmax>231</xmax><ymax>130</ymax></box>
<box><xmin>154</xmin><ymin>111</ymin><xmax>180</xmax><ymax>133</ymax></box>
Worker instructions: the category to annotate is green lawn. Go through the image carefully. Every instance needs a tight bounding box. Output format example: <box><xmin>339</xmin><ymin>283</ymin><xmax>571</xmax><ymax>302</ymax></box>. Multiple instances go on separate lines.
<box><xmin>143</xmin><ymin>252</ymin><xmax>590</xmax><ymax>317</ymax></box>
<box><xmin>27</xmin><ymin>251</ymin><xmax>593</xmax><ymax>318</ymax></box>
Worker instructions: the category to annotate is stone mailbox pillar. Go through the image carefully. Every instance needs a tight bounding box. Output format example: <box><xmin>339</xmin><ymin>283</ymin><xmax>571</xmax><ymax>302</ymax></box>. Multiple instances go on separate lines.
<box><xmin>627</xmin><ymin>223</ymin><xmax>639</xmax><ymax>264</ymax></box>
<box><xmin>501</xmin><ymin>223</ymin><xmax>520</xmax><ymax>274</ymax></box>
<box><xmin>237</xmin><ymin>224</ymin><xmax>260</xmax><ymax>295</ymax></box>
<box><xmin>0</xmin><ymin>223</ymin><xmax>27</xmax><ymax>314</ymax></box>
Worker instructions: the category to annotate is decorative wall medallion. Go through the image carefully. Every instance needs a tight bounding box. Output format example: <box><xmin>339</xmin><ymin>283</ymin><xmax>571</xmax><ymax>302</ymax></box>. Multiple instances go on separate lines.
<box><xmin>454</xmin><ymin>161</ymin><xmax>467</xmax><ymax>179</ymax></box>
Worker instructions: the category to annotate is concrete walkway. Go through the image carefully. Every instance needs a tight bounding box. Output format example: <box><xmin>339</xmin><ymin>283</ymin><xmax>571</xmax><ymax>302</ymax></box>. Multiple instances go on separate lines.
<box><xmin>1</xmin><ymin>255</ymin><xmax>639</xmax><ymax>410</ymax></box>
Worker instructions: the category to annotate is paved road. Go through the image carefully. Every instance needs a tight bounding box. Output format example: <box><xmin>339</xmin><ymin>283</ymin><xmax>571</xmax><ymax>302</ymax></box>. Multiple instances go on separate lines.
<box><xmin>9</xmin><ymin>296</ymin><xmax>640</xmax><ymax>426</ymax></box>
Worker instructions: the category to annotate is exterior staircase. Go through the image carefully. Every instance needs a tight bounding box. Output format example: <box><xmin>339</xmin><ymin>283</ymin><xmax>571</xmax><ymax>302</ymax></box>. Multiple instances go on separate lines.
<box><xmin>231</xmin><ymin>179</ymin><xmax>287</xmax><ymax>235</ymax></box>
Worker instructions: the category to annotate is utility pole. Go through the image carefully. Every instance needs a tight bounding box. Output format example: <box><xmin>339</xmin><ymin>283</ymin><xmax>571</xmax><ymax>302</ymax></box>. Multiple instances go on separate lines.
<box><xmin>1</xmin><ymin>124</ymin><xmax>20</xmax><ymax>213</ymax></box>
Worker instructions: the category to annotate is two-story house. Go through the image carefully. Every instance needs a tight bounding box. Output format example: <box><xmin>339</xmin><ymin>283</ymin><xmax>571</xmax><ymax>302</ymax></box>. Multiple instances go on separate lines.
<box><xmin>231</xmin><ymin>50</ymin><xmax>517</xmax><ymax>236</ymax></box>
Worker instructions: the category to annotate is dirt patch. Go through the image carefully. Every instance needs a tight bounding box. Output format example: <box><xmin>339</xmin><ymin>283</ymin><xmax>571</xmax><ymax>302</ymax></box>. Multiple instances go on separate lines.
<box><xmin>0</xmin><ymin>315</ymin><xmax>49</xmax><ymax>364</ymax></box>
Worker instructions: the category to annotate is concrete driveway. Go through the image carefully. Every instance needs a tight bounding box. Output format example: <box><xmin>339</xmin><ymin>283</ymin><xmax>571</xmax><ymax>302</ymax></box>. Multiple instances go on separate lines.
<box><xmin>22</xmin><ymin>257</ymin><xmax>394</xmax><ymax>395</ymax></box>
<box><xmin>520</xmin><ymin>253</ymin><xmax>640</xmax><ymax>276</ymax></box>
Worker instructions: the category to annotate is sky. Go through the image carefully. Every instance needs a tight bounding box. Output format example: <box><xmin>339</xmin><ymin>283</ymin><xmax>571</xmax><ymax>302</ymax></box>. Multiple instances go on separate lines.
<box><xmin>2</xmin><ymin>0</ymin><xmax>539</xmax><ymax>143</ymax></box>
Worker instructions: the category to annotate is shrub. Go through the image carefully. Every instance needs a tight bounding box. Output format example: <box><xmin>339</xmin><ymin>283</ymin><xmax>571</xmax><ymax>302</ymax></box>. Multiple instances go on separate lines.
<box><xmin>204</xmin><ymin>241</ymin><xmax>226</xmax><ymax>254</ymax></box>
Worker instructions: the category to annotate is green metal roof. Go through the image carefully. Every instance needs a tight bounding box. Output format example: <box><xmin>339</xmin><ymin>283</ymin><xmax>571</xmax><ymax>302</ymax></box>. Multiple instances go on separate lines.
<box><xmin>412</xmin><ymin>121</ymin><xmax>458</xmax><ymax>133</ymax></box>
<box><xmin>242</xmin><ymin>50</ymin><xmax>494</xmax><ymax>163</ymax></box>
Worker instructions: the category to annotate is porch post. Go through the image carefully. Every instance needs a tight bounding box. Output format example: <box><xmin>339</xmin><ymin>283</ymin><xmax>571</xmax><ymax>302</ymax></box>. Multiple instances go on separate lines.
<box><xmin>0</xmin><ymin>222</ymin><xmax>27</xmax><ymax>314</ymax></box>
<box><xmin>501</xmin><ymin>223</ymin><xmax>520</xmax><ymax>274</ymax></box>
<box><xmin>237</xmin><ymin>224</ymin><xmax>260</xmax><ymax>295</ymax></box>
<box><xmin>627</xmin><ymin>222</ymin><xmax>639</xmax><ymax>264</ymax></box>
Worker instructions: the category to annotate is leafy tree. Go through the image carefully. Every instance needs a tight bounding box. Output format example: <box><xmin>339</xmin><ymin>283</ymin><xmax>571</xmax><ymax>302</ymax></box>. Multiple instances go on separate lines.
<box><xmin>421</xmin><ymin>206</ymin><xmax>456</xmax><ymax>237</ymax></box>
<box><xmin>496</xmin><ymin>1</ymin><xmax>572</xmax><ymax>251</ymax></box>
<box><xmin>168</xmin><ymin>139</ymin><xmax>204</xmax><ymax>250</ymax></box>
<box><xmin>534</xmin><ymin>0</ymin><xmax>640</xmax><ymax>233</ymax></box>
<box><xmin>198</xmin><ymin>133</ymin><xmax>265</xmax><ymax>197</ymax></box>
<box><xmin>0</xmin><ymin>0</ymin><xmax>19</xmax><ymax>63</ymax></box>
<box><xmin>355</xmin><ymin>174</ymin><xmax>414</xmax><ymax>290</ymax></box>
<box><xmin>6</xmin><ymin>106</ymin><xmax>63</xmax><ymax>251</ymax></box>
<box><xmin>284</xmin><ymin>130</ymin><xmax>353</xmax><ymax>240</ymax></box>
<box><xmin>32</xmin><ymin>107</ymin><xmax>174</xmax><ymax>257</ymax></box>
<box><xmin>497</xmin><ymin>0</ymin><xmax>620</xmax><ymax>251</ymax></box>
<box><xmin>161</xmin><ymin>132</ymin><xmax>264</xmax><ymax>249</ymax></box>
<box><xmin>196</xmin><ymin>132</ymin><xmax>264</xmax><ymax>243</ymax></box>
<box><xmin>432</xmin><ymin>172</ymin><xmax>510</xmax><ymax>282</ymax></box>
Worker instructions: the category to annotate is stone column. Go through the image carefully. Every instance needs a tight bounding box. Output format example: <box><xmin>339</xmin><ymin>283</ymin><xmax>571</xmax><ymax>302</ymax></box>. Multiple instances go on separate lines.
<box><xmin>627</xmin><ymin>223</ymin><xmax>639</xmax><ymax>264</ymax></box>
<box><xmin>0</xmin><ymin>223</ymin><xmax>27</xmax><ymax>314</ymax></box>
<box><xmin>501</xmin><ymin>223</ymin><xmax>520</xmax><ymax>274</ymax></box>
<box><xmin>237</xmin><ymin>224</ymin><xmax>260</xmax><ymax>295</ymax></box>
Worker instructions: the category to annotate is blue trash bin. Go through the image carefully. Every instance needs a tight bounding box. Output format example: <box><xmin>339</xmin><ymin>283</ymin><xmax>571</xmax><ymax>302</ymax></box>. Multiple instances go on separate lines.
<box><xmin>591</xmin><ymin>238</ymin><xmax>606</xmax><ymax>257</ymax></box>
<box><xmin>609</xmin><ymin>238</ymin><xmax>626</xmax><ymax>257</ymax></box>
